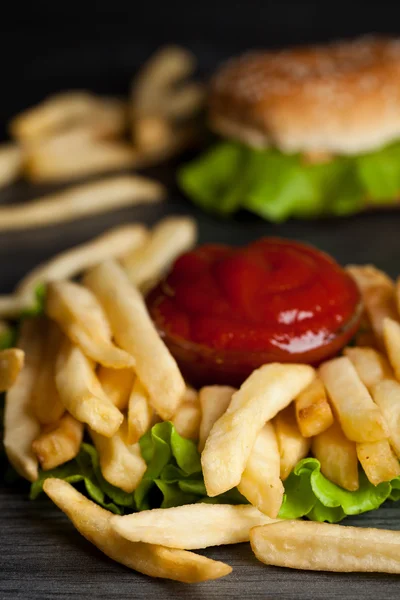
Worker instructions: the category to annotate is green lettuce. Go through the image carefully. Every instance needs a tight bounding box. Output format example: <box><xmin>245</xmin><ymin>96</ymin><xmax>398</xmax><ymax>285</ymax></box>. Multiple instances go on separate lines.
<box><xmin>178</xmin><ymin>140</ymin><xmax>400</xmax><ymax>222</ymax></box>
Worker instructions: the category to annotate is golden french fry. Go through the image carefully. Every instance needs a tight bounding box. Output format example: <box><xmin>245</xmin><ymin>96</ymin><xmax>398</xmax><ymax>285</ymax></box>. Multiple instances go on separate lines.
<box><xmin>372</xmin><ymin>379</ymin><xmax>400</xmax><ymax>458</ymax></box>
<box><xmin>274</xmin><ymin>404</ymin><xmax>311</xmax><ymax>481</ymax></box>
<box><xmin>133</xmin><ymin>122</ymin><xmax>200</xmax><ymax>167</ymax></box>
<box><xmin>32</xmin><ymin>321</ymin><xmax>65</xmax><ymax>425</ymax></box>
<box><xmin>198</xmin><ymin>386</ymin><xmax>235</xmax><ymax>452</ymax></box>
<box><xmin>46</xmin><ymin>280</ymin><xmax>134</xmax><ymax>369</ymax></box>
<box><xmin>0</xmin><ymin>348</ymin><xmax>24</xmax><ymax>392</ymax></box>
<box><xmin>43</xmin><ymin>479</ymin><xmax>231</xmax><ymax>582</ymax></box>
<box><xmin>295</xmin><ymin>378</ymin><xmax>334</xmax><ymax>438</ymax></box>
<box><xmin>250</xmin><ymin>520</ymin><xmax>400</xmax><ymax>573</ymax></box>
<box><xmin>311</xmin><ymin>421</ymin><xmax>359</xmax><ymax>491</ymax></box>
<box><xmin>55</xmin><ymin>341</ymin><xmax>123</xmax><ymax>437</ymax></box>
<box><xmin>238</xmin><ymin>423</ymin><xmax>284</xmax><ymax>518</ymax></box>
<box><xmin>97</xmin><ymin>366</ymin><xmax>135</xmax><ymax>411</ymax></box>
<box><xmin>344</xmin><ymin>346</ymin><xmax>394</xmax><ymax>391</ymax></box>
<box><xmin>3</xmin><ymin>319</ymin><xmax>45</xmax><ymax>481</ymax></box>
<box><xmin>133</xmin><ymin>116</ymin><xmax>173</xmax><ymax>152</ymax></box>
<box><xmin>319</xmin><ymin>356</ymin><xmax>388</xmax><ymax>442</ymax></box>
<box><xmin>90</xmin><ymin>422</ymin><xmax>146</xmax><ymax>493</ymax></box>
<box><xmin>127</xmin><ymin>378</ymin><xmax>155</xmax><ymax>444</ymax></box>
<box><xmin>0</xmin><ymin>144</ymin><xmax>23</xmax><ymax>188</ymax></box>
<box><xmin>356</xmin><ymin>439</ymin><xmax>400</xmax><ymax>485</ymax></box>
<box><xmin>0</xmin><ymin>224</ymin><xmax>148</xmax><ymax>318</ymax></box>
<box><xmin>32</xmin><ymin>413</ymin><xmax>83</xmax><ymax>470</ymax></box>
<box><xmin>383</xmin><ymin>317</ymin><xmax>400</xmax><ymax>380</ymax></box>
<box><xmin>347</xmin><ymin>265</ymin><xmax>398</xmax><ymax>344</ymax></box>
<box><xmin>112</xmin><ymin>504</ymin><xmax>277</xmax><ymax>549</ymax></box>
<box><xmin>121</xmin><ymin>217</ymin><xmax>197</xmax><ymax>291</ymax></box>
<box><xmin>0</xmin><ymin>175</ymin><xmax>164</xmax><ymax>232</ymax></box>
<box><xmin>172</xmin><ymin>391</ymin><xmax>201</xmax><ymax>441</ymax></box>
<box><xmin>84</xmin><ymin>260</ymin><xmax>185</xmax><ymax>420</ymax></box>
<box><xmin>201</xmin><ymin>363</ymin><xmax>314</xmax><ymax>497</ymax></box>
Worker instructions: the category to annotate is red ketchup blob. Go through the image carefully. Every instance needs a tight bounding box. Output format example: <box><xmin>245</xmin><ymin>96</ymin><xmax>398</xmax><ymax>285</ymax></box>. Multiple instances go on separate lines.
<box><xmin>147</xmin><ymin>238</ymin><xmax>362</xmax><ymax>386</ymax></box>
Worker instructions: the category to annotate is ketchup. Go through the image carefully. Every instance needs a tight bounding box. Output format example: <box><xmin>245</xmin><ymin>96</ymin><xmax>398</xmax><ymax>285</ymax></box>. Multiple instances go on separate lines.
<box><xmin>147</xmin><ymin>238</ymin><xmax>362</xmax><ymax>386</ymax></box>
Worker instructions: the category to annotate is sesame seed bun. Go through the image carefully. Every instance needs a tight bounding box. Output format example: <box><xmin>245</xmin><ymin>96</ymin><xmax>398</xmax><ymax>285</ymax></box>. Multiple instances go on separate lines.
<box><xmin>209</xmin><ymin>36</ymin><xmax>400</xmax><ymax>155</ymax></box>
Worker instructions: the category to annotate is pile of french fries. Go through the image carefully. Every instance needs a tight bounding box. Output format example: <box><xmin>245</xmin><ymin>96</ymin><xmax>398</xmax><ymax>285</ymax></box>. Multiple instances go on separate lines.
<box><xmin>3</xmin><ymin>222</ymin><xmax>400</xmax><ymax>582</ymax></box>
<box><xmin>0</xmin><ymin>46</ymin><xmax>204</xmax><ymax>231</ymax></box>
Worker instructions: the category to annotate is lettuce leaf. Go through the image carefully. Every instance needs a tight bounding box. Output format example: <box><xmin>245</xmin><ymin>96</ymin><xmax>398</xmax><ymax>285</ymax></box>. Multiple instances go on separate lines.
<box><xmin>178</xmin><ymin>140</ymin><xmax>400</xmax><ymax>222</ymax></box>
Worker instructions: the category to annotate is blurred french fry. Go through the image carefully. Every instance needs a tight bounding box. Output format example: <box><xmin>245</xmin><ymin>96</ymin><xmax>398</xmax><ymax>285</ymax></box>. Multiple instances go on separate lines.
<box><xmin>135</xmin><ymin>122</ymin><xmax>200</xmax><ymax>167</ymax></box>
<box><xmin>201</xmin><ymin>364</ymin><xmax>314</xmax><ymax>497</ymax></box>
<box><xmin>3</xmin><ymin>319</ymin><xmax>45</xmax><ymax>481</ymax></box>
<box><xmin>0</xmin><ymin>224</ymin><xmax>148</xmax><ymax>319</ymax></box>
<box><xmin>32</xmin><ymin>321</ymin><xmax>65</xmax><ymax>425</ymax></box>
<box><xmin>133</xmin><ymin>115</ymin><xmax>173</xmax><ymax>152</ymax></box>
<box><xmin>44</xmin><ymin>479</ymin><xmax>232</xmax><ymax>582</ymax></box>
<box><xmin>250</xmin><ymin>520</ymin><xmax>400</xmax><ymax>573</ymax></box>
<box><xmin>347</xmin><ymin>265</ymin><xmax>398</xmax><ymax>344</ymax></box>
<box><xmin>0</xmin><ymin>144</ymin><xmax>23</xmax><ymax>188</ymax></box>
<box><xmin>112</xmin><ymin>504</ymin><xmax>277</xmax><ymax>549</ymax></box>
<box><xmin>122</xmin><ymin>217</ymin><xmax>197</xmax><ymax>291</ymax></box>
<box><xmin>98</xmin><ymin>366</ymin><xmax>135</xmax><ymax>411</ymax></box>
<box><xmin>383</xmin><ymin>317</ymin><xmax>400</xmax><ymax>380</ymax></box>
<box><xmin>32</xmin><ymin>413</ymin><xmax>83</xmax><ymax>470</ymax></box>
<box><xmin>274</xmin><ymin>404</ymin><xmax>311</xmax><ymax>481</ymax></box>
<box><xmin>372</xmin><ymin>379</ymin><xmax>400</xmax><ymax>458</ymax></box>
<box><xmin>356</xmin><ymin>439</ymin><xmax>400</xmax><ymax>485</ymax></box>
<box><xmin>0</xmin><ymin>175</ymin><xmax>164</xmax><ymax>232</ymax></box>
<box><xmin>0</xmin><ymin>348</ymin><xmax>24</xmax><ymax>392</ymax></box>
<box><xmin>55</xmin><ymin>341</ymin><xmax>123</xmax><ymax>437</ymax></box>
<box><xmin>344</xmin><ymin>346</ymin><xmax>394</xmax><ymax>391</ymax></box>
<box><xmin>198</xmin><ymin>386</ymin><xmax>235</xmax><ymax>452</ymax></box>
<box><xmin>127</xmin><ymin>378</ymin><xmax>155</xmax><ymax>444</ymax></box>
<box><xmin>238</xmin><ymin>423</ymin><xmax>284</xmax><ymax>518</ymax></box>
<box><xmin>84</xmin><ymin>260</ymin><xmax>185</xmax><ymax>420</ymax></box>
<box><xmin>26</xmin><ymin>139</ymin><xmax>137</xmax><ymax>183</ymax></box>
<box><xmin>47</xmin><ymin>280</ymin><xmax>134</xmax><ymax>369</ymax></box>
<box><xmin>311</xmin><ymin>421</ymin><xmax>359</xmax><ymax>491</ymax></box>
<box><xmin>295</xmin><ymin>378</ymin><xmax>333</xmax><ymax>438</ymax></box>
<box><xmin>172</xmin><ymin>390</ymin><xmax>201</xmax><ymax>441</ymax></box>
<box><xmin>90</xmin><ymin>422</ymin><xmax>146</xmax><ymax>493</ymax></box>
<box><xmin>319</xmin><ymin>356</ymin><xmax>388</xmax><ymax>442</ymax></box>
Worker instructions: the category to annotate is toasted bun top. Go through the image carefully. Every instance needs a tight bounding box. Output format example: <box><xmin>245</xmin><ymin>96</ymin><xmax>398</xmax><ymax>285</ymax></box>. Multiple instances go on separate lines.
<box><xmin>209</xmin><ymin>37</ymin><xmax>400</xmax><ymax>154</ymax></box>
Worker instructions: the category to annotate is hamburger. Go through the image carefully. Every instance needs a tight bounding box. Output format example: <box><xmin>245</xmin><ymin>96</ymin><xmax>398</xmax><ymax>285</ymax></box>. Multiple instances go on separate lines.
<box><xmin>179</xmin><ymin>36</ymin><xmax>400</xmax><ymax>221</ymax></box>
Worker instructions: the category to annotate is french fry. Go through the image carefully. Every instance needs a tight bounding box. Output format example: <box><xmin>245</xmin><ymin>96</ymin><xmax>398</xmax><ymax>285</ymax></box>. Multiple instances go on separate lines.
<box><xmin>55</xmin><ymin>341</ymin><xmax>123</xmax><ymax>437</ymax></box>
<box><xmin>32</xmin><ymin>413</ymin><xmax>83</xmax><ymax>470</ymax></box>
<box><xmin>372</xmin><ymin>379</ymin><xmax>400</xmax><ymax>458</ymax></box>
<box><xmin>311</xmin><ymin>421</ymin><xmax>359</xmax><ymax>491</ymax></box>
<box><xmin>3</xmin><ymin>319</ymin><xmax>45</xmax><ymax>481</ymax></box>
<box><xmin>0</xmin><ymin>224</ymin><xmax>148</xmax><ymax>318</ymax></box>
<box><xmin>121</xmin><ymin>217</ymin><xmax>197</xmax><ymax>291</ymax></box>
<box><xmin>172</xmin><ymin>390</ymin><xmax>201</xmax><ymax>441</ymax></box>
<box><xmin>347</xmin><ymin>265</ymin><xmax>398</xmax><ymax>344</ymax></box>
<box><xmin>198</xmin><ymin>386</ymin><xmax>235</xmax><ymax>452</ymax></box>
<box><xmin>0</xmin><ymin>175</ymin><xmax>164</xmax><ymax>232</ymax></box>
<box><xmin>32</xmin><ymin>321</ymin><xmax>65</xmax><ymax>425</ymax></box>
<box><xmin>46</xmin><ymin>280</ymin><xmax>134</xmax><ymax>369</ymax></box>
<box><xmin>319</xmin><ymin>356</ymin><xmax>388</xmax><ymax>442</ymax></box>
<box><xmin>237</xmin><ymin>423</ymin><xmax>284</xmax><ymax>518</ymax></box>
<box><xmin>201</xmin><ymin>363</ymin><xmax>314</xmax><ymax>497</ymax></box>
<box><xmin>127</xmin><ymin>378</ymin><xmax>155</xmax><ymax>444</ymax></box>
<box><xmin>84</xmin><ymin>260</ymin><xmax>185</xmax><ymax>420</ymax></box>
<box><xmin>133</xmin><ymin>122</ymin><xmax>200</xmax><ymax>167</ymax></box>
<box><xmin>250</xmin><ymin>520</ymin><xmax>400</xmax><ymax>573</ymax></box>
<box><xmin>274</xmin><ymin>404</ymin><xmax>311</xmax><ymax>481</ymax></box>
<box><xmin>295</xmin><ymin>378</ymin><xmax>334</xmax><ymax>438</ymax></box>
<box><xmin>90</xmin><ymin>422</ymin><xmax>146</xmax><ymax>493</ymax></box>
<box><xmin>356</xmin><ymin>439</ymin><xmax>400</xmax><ymax>485</ymax></box>
<box><xmin>0</xmin><ymin>144</ymin><xmax>23</xmax><ymax>188</ymax></box>
<box><xmin>111</xmin><ymin>504</ymin><xmax>277</xmax><ymax>549</ymax></box>
<box><xmin>0</xmin><ymin>348</ymin><xmax>24</xmax><ymax>392</ymax></box>
<box><xmin>383</xmin><ymin>317</ymin><xmax>400</xmax><ymax>380</ymax></box>
<box><xmin>344</xmin><ymin>346</ymin><xmax>394</xmax><ymax>391</ymax></box>
<box><xmin>133</xmin><ymin>115</ymin><xmax>173</xmax><ymax>153</ymax></box>
<box><xmin>97</xmin><ymin>366</ymin><xmax>135</xmax><ymax>411</ymax></box>
<box><xmin>44</xmin><ymin>479</ymin><xmax>231</xmax><ymax>582</ymax></box>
